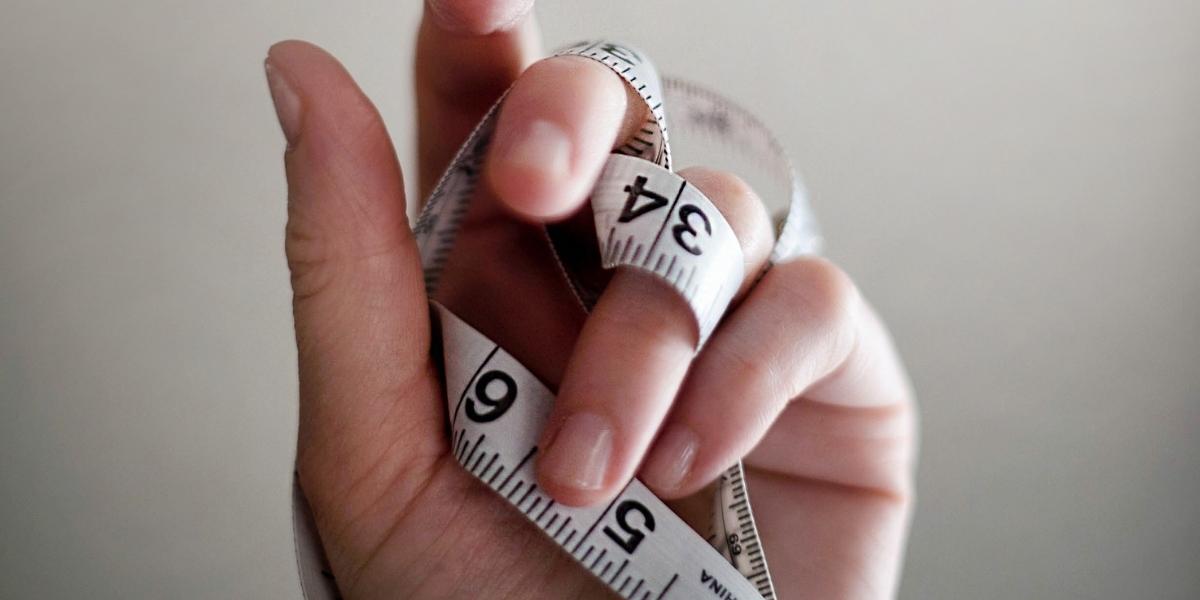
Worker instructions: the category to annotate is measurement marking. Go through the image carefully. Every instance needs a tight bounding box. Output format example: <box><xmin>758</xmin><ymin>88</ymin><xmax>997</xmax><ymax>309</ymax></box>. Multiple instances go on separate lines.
<box><xmin>580</xmin><ymin>545</ymin><xmax>595</xmax><ymax>564</ymax></box>
<box><xmin>543</xmin><ymin>513</ymin><xmax>558</xmax><ymax>531</ymax></box>
<box><xmin>628</xmin><ymin>137</ymin><xmax>651</xmax><ymax>149</ymax></box>
<box><xmin>525</xmin><ymin>496</ymin><xmax>542</xmax><ymax>515</ymax></box>
<box><xmin>561</xmin><ymin>529</ymin><xmax>577</xmax><ymax>548</ymax></box>
<box><xmin>536</xmin><ymin>499</ymin><xmax>555</xmax><ymax>522</ymax></box>
<box><xmin>610</xmin><ymin>238</ymin><xmax>625</xmax><ymax>264</ymax></box>
<box><xmin>619</xmin><ymin>235</ymin><xmax>635</xmax><ymax>263</ymax></box>
<box><xmin>629</xmin><ymin>579</ymin><xmax>644</xmax><ymax>598</ymax></box>
<box><xmin>647</xmin><ymin>181</ymin><xmax>688</xmax><ymax>254</ymax></box>
<box><xmin>497</xmin><ymin>446</ymin><xmax>537</xmax><ymax>493</ymax></box>
<box><xmin>463</xmin><ymin>434</ymin><xmax>486</xmax><ymax>467</ymax></box>
<box><xmin>670</xmin><ymin>265</ymin><xmax>684</xmax><ymax>286</ymax></box>
<box><xmin>454</xmin><ymin>433</ymin><xmax>469</xmax><ymax>460</ymax></box>
<box><xmin>486</xmin><ymin>463</ymin><xmax>505</xmax><ymax>485</ymax></box>
<box><xmin>553</xmin><ymin>517</ymin><xmax>572</xmax><ymax>539</ymax></box>
<box><xmin>572</xmin><ymin>493</ymin><xmax>624</xmax><ymax>553</ymax></box>
<box><xmin>652</xmin><ymin>253</ymin><xmax>665</xmax><ymax>271</ymax></box>
<box><xmin>610</xmin><ymin>559</ymin><xmax>629</xmax><ymax>584</ymax></box>
<box><xmin>506</xmin><ymin>481</ymin><xmax>524</xmax><ymax>500</ymax></box>
<box><xmin>598</xmin><ymin>560</ymin><xmax>612</xmax><ymax>579</ymax></box>
<box><xmin>619</xmin><ymin>575</ymin><xmax>633</xmax><ymax>595</ymax></box>
<box><xmin>590</xmin><ymin>548</ymin><xmax>608</xmax><ymax>570</ymax></box>
<box><xmin>469</xmin><ymin>449</ymin><xmax>488</xmax><ymax>473</ymax></box>
<box><xmin>655</xmin><ymin>573</ymin><xmax>679</xmax><ymax>599</ymax></box>
<box><xmin>518</xmin><ymin>483</ymin><xmax>537</xmax><ymax>506</ymax></box>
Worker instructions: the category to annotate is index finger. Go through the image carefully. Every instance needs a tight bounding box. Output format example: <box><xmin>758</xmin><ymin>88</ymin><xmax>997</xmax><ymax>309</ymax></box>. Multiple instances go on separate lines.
<box><xmin>415</xmin><ymin>0</ymin><xmax>542</xmax><ymax>197</ymax></box>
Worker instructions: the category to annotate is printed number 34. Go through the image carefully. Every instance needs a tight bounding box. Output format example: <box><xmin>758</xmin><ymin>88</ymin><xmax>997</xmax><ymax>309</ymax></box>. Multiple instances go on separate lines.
<box><xmin>618</xmin><ymin>175</ymin><xmax>712</xmax><ymax>256</ymax></box>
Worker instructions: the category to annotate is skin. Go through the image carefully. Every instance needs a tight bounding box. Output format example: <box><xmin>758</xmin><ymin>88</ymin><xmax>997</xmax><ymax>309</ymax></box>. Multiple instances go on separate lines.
<box><xmin>264</xmin><ymin>1</ymin><xmax>917</xmax><ymax>598</ymax></box>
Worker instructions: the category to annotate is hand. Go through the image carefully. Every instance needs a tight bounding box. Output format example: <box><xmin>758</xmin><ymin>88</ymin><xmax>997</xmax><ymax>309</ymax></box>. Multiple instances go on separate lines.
<box><xmin>264</xmin><ymin>1</ymin><xmax>916</xmax><ymax>598</ymax></box>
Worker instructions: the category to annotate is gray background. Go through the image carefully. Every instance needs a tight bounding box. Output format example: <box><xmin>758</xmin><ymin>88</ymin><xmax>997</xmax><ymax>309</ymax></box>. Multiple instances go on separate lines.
<box><xmin>2</xmin><ymin>1</ymin><xmax>1197</xmax><ymax>598</ymax></box>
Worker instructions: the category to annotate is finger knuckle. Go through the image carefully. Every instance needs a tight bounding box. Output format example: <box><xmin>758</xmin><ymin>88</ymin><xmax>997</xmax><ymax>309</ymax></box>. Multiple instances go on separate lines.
<box><xmin>285</xmin><ymin>217</ymin><xmax>410</xmax><ymax>304</ymax></box>
<box><xmin>284</xmin><ymin>211</ymin><xmax>339</xmax><ymax>301</ymax></box>
<box><xmin>774</xmin><ymin>257</ymin><xmax>860</xmax><ymax>330</ymax></box>
<box><xmin>283</xmin><ymin>175</ymin><xmax>411</xmax><ymax>302</ymax></box>
<box><xmin>679</xmin><ymin>167</ymin><xmax>773</xmax><ymax>258</ymax></box>
<box><xmin>706</xmin><ymin>339</ymin><xmax>786</xmax><ymax>403</ymax></box>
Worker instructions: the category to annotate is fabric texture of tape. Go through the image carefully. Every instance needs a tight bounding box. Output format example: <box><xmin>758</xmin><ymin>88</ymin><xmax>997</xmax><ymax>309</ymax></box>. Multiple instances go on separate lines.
<box><xmin>290</xmin><ymin>39</ymin><xmax>826</xmax><ymax>600</ymax></box>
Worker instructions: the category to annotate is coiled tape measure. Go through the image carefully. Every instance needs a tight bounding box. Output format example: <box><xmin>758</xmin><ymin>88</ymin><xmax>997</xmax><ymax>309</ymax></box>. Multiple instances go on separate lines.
<box><xmin>293</xmin><ymin>40</ymin><xmax>822</xmax><ymax>599</ymax></box>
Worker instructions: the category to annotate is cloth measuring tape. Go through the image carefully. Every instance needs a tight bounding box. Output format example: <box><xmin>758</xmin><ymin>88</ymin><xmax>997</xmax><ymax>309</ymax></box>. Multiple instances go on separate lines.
<box><xmin>293</xmin><ymin>40</ymin><xmax>822</xmax><ymax>599</ymax></box>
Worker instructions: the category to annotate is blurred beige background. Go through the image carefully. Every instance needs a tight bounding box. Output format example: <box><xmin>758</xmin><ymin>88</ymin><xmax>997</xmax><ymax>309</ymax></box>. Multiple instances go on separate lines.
<box><xmin>2</xmin><ymin>0</ymin><xmax>1198</xmax><ymax>598</ymax></box>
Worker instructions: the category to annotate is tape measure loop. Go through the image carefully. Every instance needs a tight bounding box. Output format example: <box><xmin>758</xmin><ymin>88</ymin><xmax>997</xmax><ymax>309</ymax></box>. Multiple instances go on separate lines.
<box><xmin>590</xmin><ymin>154</ymin><xmax>744</xmax><ymax>345</ymax></box>
<box><xmin>292</xmin><ymin>39</ymin><xmax>833</xmax><ymax>600</ymax></box>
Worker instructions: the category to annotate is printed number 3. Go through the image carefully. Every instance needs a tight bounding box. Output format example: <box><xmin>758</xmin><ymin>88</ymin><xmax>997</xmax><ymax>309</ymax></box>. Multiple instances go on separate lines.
<box><xmin>672</xmin><ymin>204</ymin><xmax>712</xmax><ymax>256</ymax></box>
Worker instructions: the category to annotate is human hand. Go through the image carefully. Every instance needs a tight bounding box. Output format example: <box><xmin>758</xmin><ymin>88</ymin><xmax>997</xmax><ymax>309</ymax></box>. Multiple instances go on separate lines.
<box><xmin>265</xmin><ymin>1</ymin><xmax>916</xmax><ymax>598</ymax></box>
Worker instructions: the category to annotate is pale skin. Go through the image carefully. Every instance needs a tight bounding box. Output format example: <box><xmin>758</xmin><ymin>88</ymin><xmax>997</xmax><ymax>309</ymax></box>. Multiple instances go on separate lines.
<box><xmin>264</xmin><ymin>1</ymin><xmax>916</xmax><ymax>598</ymax></box>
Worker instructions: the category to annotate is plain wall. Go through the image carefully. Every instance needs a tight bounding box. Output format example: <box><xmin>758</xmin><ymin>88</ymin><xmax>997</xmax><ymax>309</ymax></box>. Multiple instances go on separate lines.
<box><xmin>2</xmin><ymin>1</ymin><xmax>1197</xmax><ymax>597</ymax></box>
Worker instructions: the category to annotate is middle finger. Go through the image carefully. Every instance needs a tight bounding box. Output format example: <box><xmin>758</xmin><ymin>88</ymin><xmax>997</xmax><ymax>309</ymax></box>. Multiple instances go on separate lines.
<box><xmin>536</xmin><ymin>167</ymin><xmax>774</xmax><ymax>506</ymax></box>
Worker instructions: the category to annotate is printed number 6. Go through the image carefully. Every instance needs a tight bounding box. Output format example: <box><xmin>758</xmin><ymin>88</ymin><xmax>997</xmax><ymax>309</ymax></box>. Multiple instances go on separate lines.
<box><xmin>465</xmin><ymin>370</ymin><xmax>517</xmax><ymax>423</ymax></box>
<box><xmin>672</xmin><ymin>204</ymin><xmax>711</xmax><ymax>256</ymax></box>
<box><xmin>603</xmin><ymin>500</ymin><xmax>657</xmax><ymax>554</ymax></box>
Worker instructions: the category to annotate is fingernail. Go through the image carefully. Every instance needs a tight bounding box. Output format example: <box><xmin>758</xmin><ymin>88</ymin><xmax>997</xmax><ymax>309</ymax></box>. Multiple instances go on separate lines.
<box><xmin>426</xmin><ymin>0</ymin><xmax>472</xmax><ymax>33</ymax></box>
<box><xmin>495</xmin><ymin>119</ymin><xmax>572</xmax><ymax>182</ymax></box>
<box><xmin>642</xmin><ymin>423</ymin><xmax>698</xmax><ymax>491</ymax></box>
<box><xmin>539</xmin><ymin>412</ymin><xmax>613</xmax><ymax>491</ymax></box>
<box><xmin>264</xmin><ymin>59</ymin><xmax>301</xmax><ymax>147</ymax></box>
<box><xmin>426</xmin><ymin>0</ymin><xmax>532</xmax><ymax>34</ymax></box>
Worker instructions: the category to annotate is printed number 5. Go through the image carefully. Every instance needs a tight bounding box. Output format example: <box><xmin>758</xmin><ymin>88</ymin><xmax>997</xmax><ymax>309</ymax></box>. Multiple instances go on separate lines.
<box><xmin>603</xmin><ymin>500</ymin><xmax>657</xmax><ymax>554</ymax></box>
<box><xmin>672</xmin><ymin>204</ymin><xmax>711</xmax><ymax>256</ymax></box>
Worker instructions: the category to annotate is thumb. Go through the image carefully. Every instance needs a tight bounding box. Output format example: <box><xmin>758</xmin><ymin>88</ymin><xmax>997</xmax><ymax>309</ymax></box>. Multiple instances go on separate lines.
<box><xmin>266</xmin><ymin>41</ymin><xmax>444</xmax><ymax>553</ymax></box>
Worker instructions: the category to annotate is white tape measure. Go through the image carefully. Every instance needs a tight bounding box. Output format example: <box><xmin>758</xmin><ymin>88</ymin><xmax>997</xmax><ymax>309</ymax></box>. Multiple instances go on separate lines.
<box><xmin>293</xmin><ymin>40</ymin><xmax>821</xmax><ymax>600</ymax></box>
